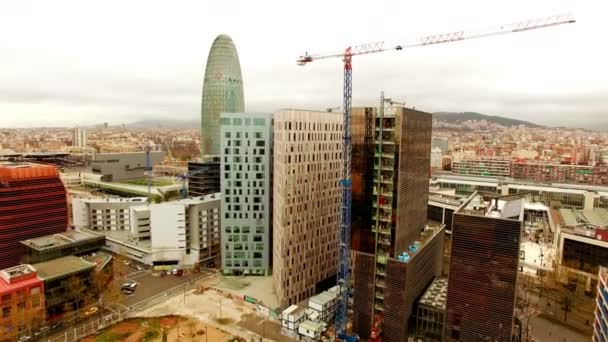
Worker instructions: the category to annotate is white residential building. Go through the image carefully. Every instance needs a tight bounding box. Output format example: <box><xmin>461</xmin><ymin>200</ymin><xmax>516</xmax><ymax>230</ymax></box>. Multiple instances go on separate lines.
<box><xmin>72</xmin><ymin>195</ymin><xmax>221</xmax><ymax>268</ymax></box>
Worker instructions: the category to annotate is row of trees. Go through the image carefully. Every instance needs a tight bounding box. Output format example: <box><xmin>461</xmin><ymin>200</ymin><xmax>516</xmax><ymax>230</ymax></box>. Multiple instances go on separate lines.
<box><xmin>0</xmin><ymin>253</ymin><xmax>130</xmax><ymax>341</ymax></box>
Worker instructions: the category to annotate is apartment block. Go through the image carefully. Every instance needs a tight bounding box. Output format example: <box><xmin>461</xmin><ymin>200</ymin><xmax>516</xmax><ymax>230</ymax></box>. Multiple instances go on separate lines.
<box><xmin>72</xmin><ymin>197</ymin><xmax>148</xmax><ymax>232</ymax></box>
<box><xmin>273</xmin><ymin>109</ymin><xmax>342</xmax><ymax>306</ymax></box>
<box><xmin>445</xmin><ymin>192</ymin><xmax>523</xmax><ymax>342</ymax></box>
<box><xmin>452</xmin><ymin>159</ymin><xmax>511</xmax><ymax>178</ymax></box>
<box><xmin>220</xmin><ymin>113</ymin><xmax>273</xmax><ymax>276</ymax></box>
<box><xmin>0</xmin><ymin>162</ymin><xmax>68</xmax><ymax>269</ymax></box>
<box><xmin>72</xmin><ymin>195</ymin><xmax>221</xmax><ymax>268</ymax></box>
<box><xmin>72</xmin><ymin>128</ymin><xmax>87</xmax><ymax>147</ymax></box>
<box><xmin>431</xmin><ymin>137</ymin><xmax>449</xmax><ymax>155</ymax></box>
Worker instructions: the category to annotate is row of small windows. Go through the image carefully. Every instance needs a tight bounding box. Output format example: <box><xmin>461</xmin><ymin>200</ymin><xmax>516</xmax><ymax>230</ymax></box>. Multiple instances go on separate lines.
<box><xmin>225</xmin><ymin>139</ymin><xmax>265</xmax><ymax>147</ymax></box>
<box><xmin>225</xmin><ymin>183</ymin><xmax>265</xmax><ymax>194</ymax></box>
<box><xmin>225</xmin><ymin>196</ymin><xmax>263</xmax><ymax>203</ymax></box>
<box><xmin>224</xmin><ymin>164</ymin><xmax>265</xmax><ymax>172</ymax></box>
<box><xmin>225</xmin><ymin>260</ymin><xmax>264</xmax><ymax>268</ymax></box>
<box><xmin>227</xmin><ymin>234</ymin><xmax>264</xmax><ymax>243</ymax></box>
<box><xmin>225</xmin><ymin>226</ymin><xmax>265</xmax><ymax>234</ymax></box>
<box><xmin>224</xmin><ymin>172</ymin><xmax>265</xmax><ymax>180</ymax></box>
<box><xmin>224</xmin><ymin>148</ymin><xmax>265</xmax><ymax>155</ymax></box>
<box><xmin>225</xmin><ymin>156</ymin><xmax>264</xmax><ymax>164</ymax></box>
<box><xmin>225</xmin><ymin>211</ymin><xmax>265</xmax><ymax>219</ymax></box>
<box><xmin>277</xmin><ymin>121</ymin><xmax>342</xmax><ymax>132</ymax></box>
<box><xmin>221</xmin><ymin>118</ymin><xmax>267</xmax><ymax>126</ymax></box>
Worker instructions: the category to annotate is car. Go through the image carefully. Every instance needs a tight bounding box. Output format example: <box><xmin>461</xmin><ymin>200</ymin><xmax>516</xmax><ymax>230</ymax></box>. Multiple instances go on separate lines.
<box><xmin>84</xmin><ymin>306</ymin><xmax>99</xmax><ymax>316</ymax></box>
<box><xmin>171</xmin><ymin>268</ymin><xmax>178</xmax><ymax>275</ymax></box>
<box><xmin>33</xmin><ymin>327</ymin><xmax>49</xmax><ymax>337</ymax></box>
<box><xmin>121</xmin><ymin>280</ymin><xmax>138</xmax><ymax>294</ymax></box>
<box><xmin>159</xmin><ymin>270</ymin><xmax>167</xmax><ymax>277</ymax></box>
<box><xmin>123</xmin><ymin>260</ymin><xmax>130</xmax><ymax>266</ymax></box>
<box><xmin>50</xmin><ymin>321</ymin><xmax>64</xmax><ymax>331</ymax></box>
<box><xmin>18</xmin><ymin>335</ymin><xmax>32</xmax><ymax>342</ymax></box>
<box><xmin>175</xmin><ymin>269</ymin><xmax>184</xmax><ymax>277</ymax></box>
<box><xmin>135</xmin><ymin>265</ymin><xmax>143</xmax><ymax>271</ymax></box>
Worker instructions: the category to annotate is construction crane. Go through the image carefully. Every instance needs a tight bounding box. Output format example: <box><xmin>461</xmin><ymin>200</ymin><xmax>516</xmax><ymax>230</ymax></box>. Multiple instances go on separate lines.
<box><xmin>297</xmin><ymin>13</ymin><xmax>574</xmax><ymax>341</ymax></box>
<box><xmin>144</xmin><ymin>143</ymin><xmax>152</xmax><ymax>198</ymax></box>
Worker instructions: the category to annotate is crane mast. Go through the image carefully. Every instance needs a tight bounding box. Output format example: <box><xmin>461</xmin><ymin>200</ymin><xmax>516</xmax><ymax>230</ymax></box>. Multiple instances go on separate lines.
<box><xmin>297</xmin><ymin>13</ymin><xmax>574</xmax><ymax>341</ymax></box>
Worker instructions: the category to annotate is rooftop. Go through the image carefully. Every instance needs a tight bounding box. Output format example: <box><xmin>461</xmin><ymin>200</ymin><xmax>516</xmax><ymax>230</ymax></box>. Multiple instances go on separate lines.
<box><xmin>457</xmin><ymin>192</ymin><xmax>524</xmax><ymax>221</ymax></box>
<box><xmin>419</xmin><ymin>278</ymin><xmax>448</xmax><ymax>311</ymax></box>
<box><xmin>83</xmin><ymin>251</ymin><xmax>113</xmax><ymax>272</ymax></box>
<box><xmin>21</xmin><ymin>230</ymin><xmax>102</xmax><ymax>251</ymax></box>
<box><xmin>0</xmin><ymin>162</ymin><xmax>59</xmax><ymax>182</ymax></box>
<box><xmin>0</xmin><ymin>264</ymin><xmax>37</xmax><ymax>284</ymax></box>
<box><xmin>32</xmin><ymin>256</ymin><xmax>95</xmax><ymax>281</ymax></box>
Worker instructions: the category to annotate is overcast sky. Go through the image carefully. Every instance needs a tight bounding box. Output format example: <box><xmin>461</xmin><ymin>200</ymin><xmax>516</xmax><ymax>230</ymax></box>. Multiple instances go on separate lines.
<box><xmin>1</xmin><ymin>0</ymin><xmax>606</xmax><ymax>129</ymax></box>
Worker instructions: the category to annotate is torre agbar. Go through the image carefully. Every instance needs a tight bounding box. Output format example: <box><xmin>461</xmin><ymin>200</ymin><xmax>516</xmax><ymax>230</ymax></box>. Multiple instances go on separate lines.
<box><xmin>0</xmin><ymin>163</ymin><xmax>68</xmax><ymax>269</ymax></box>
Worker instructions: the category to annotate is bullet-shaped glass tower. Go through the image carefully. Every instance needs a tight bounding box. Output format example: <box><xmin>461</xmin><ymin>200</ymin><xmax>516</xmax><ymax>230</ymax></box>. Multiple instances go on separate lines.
<box><xmin>200</xmin><ymin>34</ymin><xmax>245</xmax><ymax>156</ymax></box>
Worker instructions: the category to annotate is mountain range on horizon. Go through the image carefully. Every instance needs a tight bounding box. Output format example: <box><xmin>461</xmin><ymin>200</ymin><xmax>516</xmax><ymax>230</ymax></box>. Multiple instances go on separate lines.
<box><xmin>123</xmin><ymin>111</ymin><xmax>550</xmax><ymax>130</ymax></box>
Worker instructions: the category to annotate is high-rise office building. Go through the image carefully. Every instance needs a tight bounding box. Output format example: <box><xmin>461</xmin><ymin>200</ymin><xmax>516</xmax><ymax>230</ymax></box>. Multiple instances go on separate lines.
<box><xmin>220</xmin><ymin>112</ymin><xmax>273</xmax><ymax>276</ymax></box>
<box><xmin>200</xmin><ymin>34</ymin><xmax>245</xmax><ymax>156</ymax></box>
<box><xmin>431</xmin><ymin>137</ymin><xmax>449</xmax><ymax>155</ymax></box>
<box><xmin>444</xmin><ymin>192</ymin><xmax>523</xmax><ymax>342</ymax></box>
<box><xmin>72</xmin><ymin>128</ymin><xmax>87</xmax><ymax>147</ymax></box>
<box><xmin>0</xmin><ymin>163</ymin><xmax>68</xmax><ymax>269</ymax></box>
<box><xmin>352</xmin><ymin>102</ymin><xmax>444</xmax><ymax>342</ymax></box>
<box><xmin>273</xmin><ymin>109</ymin><xmax>342</xmax><ymax>306</ymax></box>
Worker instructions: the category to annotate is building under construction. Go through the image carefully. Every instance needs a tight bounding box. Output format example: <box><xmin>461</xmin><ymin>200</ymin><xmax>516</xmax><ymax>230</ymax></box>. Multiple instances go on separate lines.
<box><xmin>0</xmin><ymin>162</ymin><xmax>68</xmax><ymax>269</ymax></box>
<box><xmin>351</xmin><ymin>103</ymin><xmax>444</xmax><ymax>342</ymax></box>
<box><xmin>187</xmin><ymin>156</ymin><xmax>221</xmax><ymax>197</ymax></box>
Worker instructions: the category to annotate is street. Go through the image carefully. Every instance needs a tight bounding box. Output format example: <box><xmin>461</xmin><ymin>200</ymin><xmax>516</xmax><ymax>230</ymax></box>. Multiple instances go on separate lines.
<box><xmin>40</xmin><ymin>268</ymin><xmax>213</xmax><ymax>341</ymax></box>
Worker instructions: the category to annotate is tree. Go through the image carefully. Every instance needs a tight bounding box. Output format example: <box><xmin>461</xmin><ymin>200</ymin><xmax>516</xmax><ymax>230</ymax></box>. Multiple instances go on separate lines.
<box><xmin>65</xmin><ymin>276</ymin><xmax>88</xmax><ymax>313</ymax></box>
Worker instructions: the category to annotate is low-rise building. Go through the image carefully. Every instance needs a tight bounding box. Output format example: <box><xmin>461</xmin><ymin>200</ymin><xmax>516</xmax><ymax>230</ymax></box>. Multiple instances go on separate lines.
<box><xmin>20</xmin><ymin>230</ymin><xmax>105</xmax><ymax>264</ymax></box>
<box><xmin>413</xmin><ymin>277</ymin><xmax>447</xmax><ymax>342</ymax></box>
<box><xmin>91</xmin><ymin>151</ymin><xmax>165</xmax><ymax>182</ymax></box>
<box><xmin>0</xmin><ymin>265</ymin><xmax>45</xmax><ymax>340</ymax></box>
<box><xmin>32</xmin><ymin>256</ymin><xmax>96</xmax><ymax>318</ymax></box>
<box><xmin>79</xmin><ymin>194</ymin><xmax>222</xmax><ymax>268</ymax></box>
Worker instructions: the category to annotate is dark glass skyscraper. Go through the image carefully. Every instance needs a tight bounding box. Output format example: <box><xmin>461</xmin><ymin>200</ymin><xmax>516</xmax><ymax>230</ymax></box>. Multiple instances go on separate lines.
<box><xmin>445</xmin><ymin>192</ymin><xmax>523</xmax><ymax>342</ymax></box>
<box><xmin>200</xmin><ymin>34</ymin><xmax>244</xmax><ymax>156</ymax></box>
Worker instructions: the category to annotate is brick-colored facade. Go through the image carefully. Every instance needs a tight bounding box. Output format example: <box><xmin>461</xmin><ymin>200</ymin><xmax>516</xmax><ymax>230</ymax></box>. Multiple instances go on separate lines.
<box><xmin>273</xmin><ymin>109</ymin><xmax>342</xmax><ymax>306</ymax></box>
<box><xmin>0</xmin><ymin>163</ymin><xmax>68</xmax><ymax>269</ymax></box>
<box><xmin>0</xmin><ymin>265</ymin><xmax>45</xmax><ymax>341</ymax></box>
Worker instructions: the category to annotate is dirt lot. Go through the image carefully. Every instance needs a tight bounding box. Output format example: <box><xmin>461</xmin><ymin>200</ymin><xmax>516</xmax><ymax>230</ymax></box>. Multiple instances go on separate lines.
<box><xmin>79</xmin><ymin>315</ymin><xmax>232</xmax><ymax>342</ymax></box>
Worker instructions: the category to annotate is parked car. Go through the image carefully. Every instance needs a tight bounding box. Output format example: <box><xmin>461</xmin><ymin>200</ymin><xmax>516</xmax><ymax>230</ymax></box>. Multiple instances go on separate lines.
<box><xmin>135</xmin><ymin>265</ymin><xmax>144</xmax><ymax>271</ymax></box>
<box><xmin>121</xmin><ymin>280</ymin><xmax>138</xmax><ymax>294</ymax></box>
<box><xmin>50</xmin><ymin>321</ymin><xmax>64</xmax><ymax>331</ymax></box>
<box><xmin>33</xmin><ymin>326</ymin><xmax>49</xmax><ymax>338</ymax></box>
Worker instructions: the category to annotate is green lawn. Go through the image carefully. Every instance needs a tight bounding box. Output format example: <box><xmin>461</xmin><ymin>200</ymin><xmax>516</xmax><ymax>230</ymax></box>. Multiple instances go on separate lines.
<box><xmin>121</xmin><ymin>178</ymin><xmax>174</xmax><ymax>187</ymax></box>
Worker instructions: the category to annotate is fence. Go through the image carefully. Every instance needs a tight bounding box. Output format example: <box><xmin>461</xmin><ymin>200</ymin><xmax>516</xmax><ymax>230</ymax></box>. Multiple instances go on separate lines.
<box><xmin>45</xmin><ymin>308</ymin><xmax>127</xmax><ymax>342</ymax></box>
<box><xmin>43</xmin><ymin>272</ymin><xmax>213</xmax><ymax>342</ymax></box>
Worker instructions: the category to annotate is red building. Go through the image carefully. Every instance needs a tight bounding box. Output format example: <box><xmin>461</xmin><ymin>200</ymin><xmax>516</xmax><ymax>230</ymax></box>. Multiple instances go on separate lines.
<box><xmin>0</xmin><ymin>163</ymin><xmax>68</xmax><ymax>269</ymax></box>
<box><xmin>0</xmin><ymin>264</ymin><xmax>45</xmax><ymax>340</ymax></box>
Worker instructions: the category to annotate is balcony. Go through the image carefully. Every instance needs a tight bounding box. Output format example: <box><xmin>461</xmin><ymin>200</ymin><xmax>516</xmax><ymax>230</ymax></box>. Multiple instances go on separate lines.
<box><xmin>375</xmin><ymin>280</ymin><xmax>385</xmax><ymax>288</ymax></box>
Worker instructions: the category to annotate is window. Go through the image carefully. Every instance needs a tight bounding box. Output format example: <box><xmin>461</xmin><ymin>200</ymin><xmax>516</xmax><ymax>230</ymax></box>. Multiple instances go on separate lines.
<box><xmin>221</xmin><ymin>117</ymin><xmax>231</xmax><ymax>125</ymax></box>
<box><xmin>225</xmin><ymin>132</ymin><xmax>231</xmax><ymax>138</ymax></box>
<box><xmin>256</xmin><ymin>140</ymin><xmax>265</xmax><ymax>147</ymax></box>
<box><xmin>242</xmin><ymin>227</ymin><xmax>250</xmax><ymax>233</ymax></box>
<box><xmin>255</xmin><ymin>132</ymin><xmax>262</xmax><ymax>139</ymax></box>
<box><xmin>254</xmin><ymin>118</ymin><xmax>265</xmax><ymax>126</ymax></box>
<box><xmin>255</xmin><ymin>226</ymin><xmax>264</xmax><ymax>233</ymax></box>
<box><xmin>2</xmin><ymin>307</ymin><xmax>9</xmax><ymax>318</ymax></box>
<box><xmin>233</xmin><ymin>118</ymin><xmax>243</xmax><ymax>125</ymax></box>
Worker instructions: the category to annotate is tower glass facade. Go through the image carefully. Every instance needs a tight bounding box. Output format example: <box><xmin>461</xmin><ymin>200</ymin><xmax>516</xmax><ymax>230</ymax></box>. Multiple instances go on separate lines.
<box><xmin>201</xmin><ymin>34</ymin><xmax>245</xmax><ymax>156</ymax></box>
